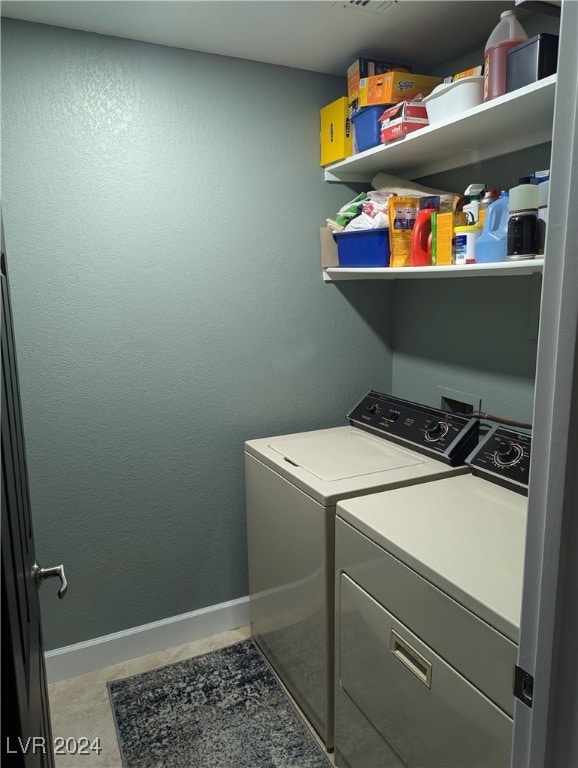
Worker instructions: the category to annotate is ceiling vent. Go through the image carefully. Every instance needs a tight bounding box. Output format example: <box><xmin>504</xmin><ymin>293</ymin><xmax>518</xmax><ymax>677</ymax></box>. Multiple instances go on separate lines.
<box><xmin>330</xmin><ymin>0</ymin><xmax>397</xmax><ymax>14</ymax></box>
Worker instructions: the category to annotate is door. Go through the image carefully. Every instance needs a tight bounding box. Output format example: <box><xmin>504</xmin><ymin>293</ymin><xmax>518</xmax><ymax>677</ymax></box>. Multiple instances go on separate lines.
<box><xmin>1</xmin><ymin>223</ymin><xmax>63</xmax><ymax>767</ymax></box>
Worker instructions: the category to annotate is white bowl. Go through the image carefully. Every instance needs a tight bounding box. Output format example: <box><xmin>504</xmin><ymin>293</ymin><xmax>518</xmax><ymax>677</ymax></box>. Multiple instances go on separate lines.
<box><xmin>422</xmin><ymin>76</ymin><xmax>484</xmax><ymax>124</ymax></box>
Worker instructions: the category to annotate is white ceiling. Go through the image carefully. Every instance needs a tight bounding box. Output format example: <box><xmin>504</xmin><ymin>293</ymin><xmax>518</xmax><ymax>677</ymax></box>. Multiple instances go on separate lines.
<box><xmin>1</xmin><ymin>0</ymin><xmax>521</xmax><ymax>76</ymax></box>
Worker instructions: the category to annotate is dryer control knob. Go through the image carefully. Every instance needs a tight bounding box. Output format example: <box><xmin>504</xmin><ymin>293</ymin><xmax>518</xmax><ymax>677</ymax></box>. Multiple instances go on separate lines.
<box><xmin>425</xmin><ymin>421</ymin><xmax>449</xmax><ymax>441</ymax></box>
<box><xmin>494</xmin><ymin>443</ymin><xmax>523</xmax><ymax>467</ymax></box>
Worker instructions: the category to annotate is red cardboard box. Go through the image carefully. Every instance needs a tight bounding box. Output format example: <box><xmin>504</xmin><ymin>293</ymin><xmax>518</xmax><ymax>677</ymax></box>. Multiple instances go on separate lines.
<box><xmin>379</xmin><ymin>101</ymin><xmax>429</xmax><ymax>143</ymax></box>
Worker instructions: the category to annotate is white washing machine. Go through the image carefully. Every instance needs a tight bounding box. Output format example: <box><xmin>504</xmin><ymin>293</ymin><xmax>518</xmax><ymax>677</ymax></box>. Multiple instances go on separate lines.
<box><xmin>334</xmin><ymin>425</ymin><xmax>531</xmax><ymax>768</ymax></box>
<box><xmin>245</xmin><ymin>391</ymin><xmax>479</xmax><ymax>748</ymax></box>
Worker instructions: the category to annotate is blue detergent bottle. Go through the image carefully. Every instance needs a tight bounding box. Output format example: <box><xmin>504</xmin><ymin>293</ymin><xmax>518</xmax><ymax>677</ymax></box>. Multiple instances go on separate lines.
<box><xmin>475</xmin><ymin>191</ymin><xmax>509</xmax><ymax>263</ymax></box>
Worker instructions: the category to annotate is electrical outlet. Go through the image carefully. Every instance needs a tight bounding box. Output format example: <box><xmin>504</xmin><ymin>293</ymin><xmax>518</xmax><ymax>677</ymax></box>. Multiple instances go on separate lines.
<box><xmin>438</xmin><ymin>387</ymin><xmax>481</xmax><ymax>416</ymax></box>
<box><xmin>442</xmin><ymin>397</ymin><xmax>473</xmax><ymax>415</ymax></box>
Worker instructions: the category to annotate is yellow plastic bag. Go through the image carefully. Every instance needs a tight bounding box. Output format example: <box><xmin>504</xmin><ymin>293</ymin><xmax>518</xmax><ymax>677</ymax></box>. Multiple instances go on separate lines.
<box><xmin>388</xmin><ymin>196</ymin><xmax>420</xmax><ymax>267</ymax></box>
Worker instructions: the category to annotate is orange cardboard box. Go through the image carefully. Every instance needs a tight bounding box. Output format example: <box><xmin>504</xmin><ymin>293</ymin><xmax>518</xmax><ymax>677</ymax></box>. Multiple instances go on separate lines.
<box><xmin>358</xmin><ymin>71</ymin><xmax>443</xmax><ymax>108</ymax></box>
<box><xmin>347</xmin><ymin>58</ymin><xmax>411</xmax><ymax>104</ymax></box>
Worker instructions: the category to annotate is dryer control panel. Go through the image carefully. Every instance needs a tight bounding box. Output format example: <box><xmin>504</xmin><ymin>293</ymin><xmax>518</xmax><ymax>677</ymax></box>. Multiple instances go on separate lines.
<box><xmin>348</xmin><ymin>391</ymin><xmax>479</xmax><ymax>467</ymax></box>
<box><xmin>467</xmin><ymin>426</ymin><xmax>532</xmax><ymax>495</ymax></box>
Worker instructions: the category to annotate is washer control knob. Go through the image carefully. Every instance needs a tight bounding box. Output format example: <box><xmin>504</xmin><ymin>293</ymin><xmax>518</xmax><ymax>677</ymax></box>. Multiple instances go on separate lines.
<box><xmin>425</xmin><ymin>420</ymin><xmax>449</xmax><ymax>442</ymax></box>
<box><xmin>368</xmin><ymin>403</ymin><xmax>380</xmax><ymax>414</ymax></box>
<box><xmin>494</xmin><ymin>443</ymin><xmax>523</xmax><ymax>467</ymax></box>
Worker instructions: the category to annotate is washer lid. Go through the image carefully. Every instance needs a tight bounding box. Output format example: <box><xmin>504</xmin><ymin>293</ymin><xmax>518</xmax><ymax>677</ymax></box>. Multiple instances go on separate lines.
<box><xmin>269</xmin><ymin>430</ymin><xmax>423</xmax><ymax>481</ymax></box>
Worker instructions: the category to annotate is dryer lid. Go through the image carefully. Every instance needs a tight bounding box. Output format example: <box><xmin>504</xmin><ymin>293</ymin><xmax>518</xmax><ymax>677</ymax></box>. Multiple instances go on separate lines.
<box><xmin>269</xmin><ymin>429</ymin><xmax>423</xmax><ymax>481</ymax></box>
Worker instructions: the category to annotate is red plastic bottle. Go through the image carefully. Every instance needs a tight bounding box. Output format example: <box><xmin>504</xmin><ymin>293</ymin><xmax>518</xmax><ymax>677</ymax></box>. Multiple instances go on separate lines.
<box><xmin>483</xmin><ymin>10</ymin><xmax>528</xmax><ymax>102</ymax></box>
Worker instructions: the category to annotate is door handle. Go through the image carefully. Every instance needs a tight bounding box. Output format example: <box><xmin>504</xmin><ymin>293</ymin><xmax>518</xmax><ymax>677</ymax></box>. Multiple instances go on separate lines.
<box><xmin>33</xmin><ymin>562</ymin><xmax>68</xmax><ymax>599</ymax></box>
<box><xmin>390</xmin><ymin>629</ymin><xmax>432</xmax><ymax>688</ymax></box>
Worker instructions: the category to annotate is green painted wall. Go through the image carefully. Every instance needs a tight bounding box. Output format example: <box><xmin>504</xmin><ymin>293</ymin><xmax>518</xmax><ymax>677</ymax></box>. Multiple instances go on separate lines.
<box><xmin>390</xmin><ymin>274</ymin><xmax>541</xmax><ymax>421</ymax></box>
<box><xmin>390</xmin><ymin>140</ymin><xmax>551</xmax><ymax>422</ymax></box>
<box><xmin>390</xmin><ymin>8</ymin><xmax>559</xmax><ymax>421</ymax></box>
<box><xmin>1</xmin><ymin>19</ymin><xmax>393</xmax><ymax>649</ymax></box>
<box><xmin>3</xmin><ymin>10</ymin><xmax>557</xmax><ymax>650</ymax></box>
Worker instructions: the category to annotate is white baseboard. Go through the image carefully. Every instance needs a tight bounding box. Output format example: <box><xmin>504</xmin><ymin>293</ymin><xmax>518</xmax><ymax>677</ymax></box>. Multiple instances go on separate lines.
<box><xmin>45</xmin><ymin>595</ymin><xmax>250</xmax><ymax>684</ymax></box>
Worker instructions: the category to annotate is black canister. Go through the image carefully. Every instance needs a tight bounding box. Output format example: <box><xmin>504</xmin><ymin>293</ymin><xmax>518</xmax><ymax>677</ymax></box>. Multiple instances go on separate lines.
<box><xmin>507</xmin><ymin>210</ymin><xmax>538</xmax><ymax>259</ymax></box>
<box><xmin>506</xmin><ymin>33</ymin><xmax>559</xmax><ymax>93</ymax></box>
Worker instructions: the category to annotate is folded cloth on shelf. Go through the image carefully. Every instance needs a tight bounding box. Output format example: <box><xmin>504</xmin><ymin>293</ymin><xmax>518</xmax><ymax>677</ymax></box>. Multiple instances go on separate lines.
<box><xmin>344</xmin><ymin>189</ymin><xmax>391</xmax><ymax>231</ymax></box>
<box><xmin>331</xmin><ymin>174</ymin><xmax>458</xmax><ymax>234</ymax></box>
<box><xmin>335</xmin><ymin>192</ymin><xmax>367</xmax><ymax>228</ymax></box>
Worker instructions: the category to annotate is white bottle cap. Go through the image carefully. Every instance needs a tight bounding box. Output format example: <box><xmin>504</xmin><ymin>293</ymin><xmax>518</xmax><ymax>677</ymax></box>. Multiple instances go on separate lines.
<box><xmin>510</xmin><ymin>182</ymin><xmax>539</xmax><ymax>212</ymax></box>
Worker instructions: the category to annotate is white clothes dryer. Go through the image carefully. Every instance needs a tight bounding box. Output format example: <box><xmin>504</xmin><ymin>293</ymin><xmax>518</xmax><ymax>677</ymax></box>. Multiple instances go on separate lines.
<box><xmin>245</xmin><ymin>391</ymin><xmax>479</xmax><ymax>748</ymax></box>
<box><xmin>334</xmin><ymin>426</ymin><xmax>531</xmax><ymax>768</ymax></box>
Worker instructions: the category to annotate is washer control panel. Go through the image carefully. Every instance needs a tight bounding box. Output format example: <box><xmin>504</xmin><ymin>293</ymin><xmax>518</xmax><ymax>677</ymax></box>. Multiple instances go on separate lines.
<box><xmin>468</xmin><ymin>426</ymin><xmax>531</xmax><ymax>494</ymax></box>
<box><xmin>348</xmin><ymin>391</ymin><xmax>479</xmax><ymax>466</ymax></box>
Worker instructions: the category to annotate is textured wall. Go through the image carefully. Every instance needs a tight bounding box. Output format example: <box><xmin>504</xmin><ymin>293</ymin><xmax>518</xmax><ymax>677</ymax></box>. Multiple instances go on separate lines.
<box><xmin>1</xmin><ymin>19</ymin><xmax>393</xmax><ymax>649</ymax></box>
<box><xmin>389</xmin><ymin>142</ymin><xmax>551</xmax><ymax>422</ymax></box>
<box><xmin>393</xmin><ymin>8</ymin><xmax>560</xmax><ymax>423</ymax></box>
<box><xmin>391</xmin><ymin>275</ymin><xmax>540</xmax><ymax>421</ymax></box>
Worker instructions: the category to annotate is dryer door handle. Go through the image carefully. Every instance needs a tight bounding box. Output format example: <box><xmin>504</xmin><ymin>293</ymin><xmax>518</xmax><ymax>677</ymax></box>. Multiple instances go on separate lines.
<box><xmin>390</xmin><ymin>629</ymin><xmax>432</xmax><ymax>688</ymax></box>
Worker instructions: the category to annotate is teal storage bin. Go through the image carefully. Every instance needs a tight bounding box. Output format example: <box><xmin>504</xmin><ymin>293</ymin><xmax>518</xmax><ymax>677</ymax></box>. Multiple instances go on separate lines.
<box><xmin>333</xmin><ymin>228</ymin><xmax>391</xmax><ymax>267</ymax></box>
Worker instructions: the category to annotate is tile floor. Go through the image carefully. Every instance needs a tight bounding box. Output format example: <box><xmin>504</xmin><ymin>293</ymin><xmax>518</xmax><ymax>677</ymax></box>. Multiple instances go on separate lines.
<box><xmin>48</xmin><ymin>625</ymin><xmax>333</xmax><ymax>768</ymax></box>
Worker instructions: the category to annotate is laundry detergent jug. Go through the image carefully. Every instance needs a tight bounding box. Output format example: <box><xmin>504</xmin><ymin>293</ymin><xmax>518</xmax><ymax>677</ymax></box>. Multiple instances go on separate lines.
<box><xmin>410</xmin><ymin>208</ymin><xmax>435</xmax><ymax>266</ymax></box>
<box><xmin>475</xmin><ymin>191</ymin><xmax>509</xmax><ymax>263</ymax></box>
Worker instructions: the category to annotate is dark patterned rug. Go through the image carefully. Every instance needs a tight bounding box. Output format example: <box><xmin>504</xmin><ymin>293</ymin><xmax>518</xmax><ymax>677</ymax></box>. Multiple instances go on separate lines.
<box><xmin>108</xmin><ymin>639</ymin><xmax>331</xmax><ymax>768</ymax></box>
